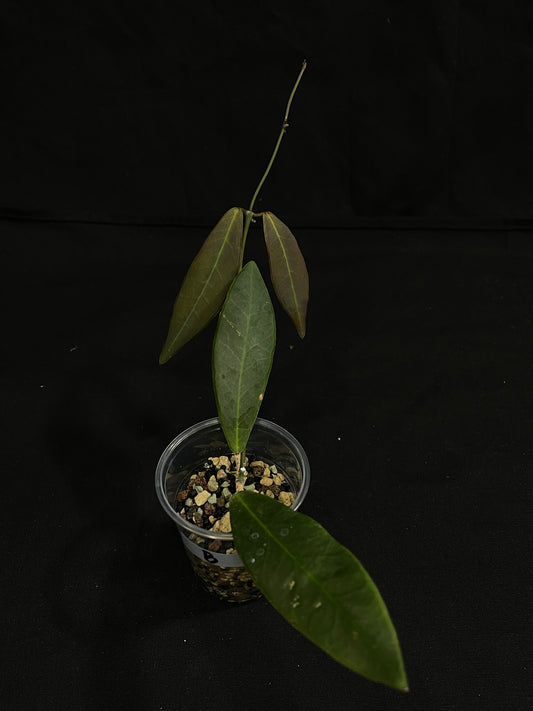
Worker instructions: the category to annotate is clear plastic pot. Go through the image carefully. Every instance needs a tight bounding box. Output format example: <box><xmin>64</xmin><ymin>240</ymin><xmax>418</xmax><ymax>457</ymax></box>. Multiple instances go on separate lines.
<box><xmin>155</xmin><ymin>417</ymin><xmax>310</xmax><ymax>603</ymax></box>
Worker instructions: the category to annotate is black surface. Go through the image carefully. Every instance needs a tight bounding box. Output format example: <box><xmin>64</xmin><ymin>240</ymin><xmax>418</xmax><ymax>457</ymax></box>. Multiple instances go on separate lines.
<box><xmin>2</xmin><ymin>2</ymin><xmax>533</xmax><ymax>710</ymax></box>
<box><xmin>3</xmin><ymin>221</ymin><xmax>532</xmax><ymax>710</ymax></box>
<box><xmin>3</xmin><ymin>1</ymin><xmax>533</xmax><ymax>226</ymax></box>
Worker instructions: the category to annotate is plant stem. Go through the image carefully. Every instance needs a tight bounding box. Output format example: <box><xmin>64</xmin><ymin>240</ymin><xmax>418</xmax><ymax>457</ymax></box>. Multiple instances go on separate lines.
<box><xmin>239</xmin><ymin>60</ymin><xmax>307</xmax><ymax>269</ymax></box>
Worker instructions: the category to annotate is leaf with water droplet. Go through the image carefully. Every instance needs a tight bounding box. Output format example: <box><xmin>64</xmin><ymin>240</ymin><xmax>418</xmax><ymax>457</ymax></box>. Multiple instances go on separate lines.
<box><xmin>230</xmin><ymin>491</ymin><xmax>408</xmax><ymax>691</ymax></box>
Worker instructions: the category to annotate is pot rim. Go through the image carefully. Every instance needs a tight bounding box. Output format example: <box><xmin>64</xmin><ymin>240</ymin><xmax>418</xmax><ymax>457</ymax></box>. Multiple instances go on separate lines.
<box><xmin>155</xmin><ymin>417</ymin><xmax>311</xmax><ymax>540</ymax></box>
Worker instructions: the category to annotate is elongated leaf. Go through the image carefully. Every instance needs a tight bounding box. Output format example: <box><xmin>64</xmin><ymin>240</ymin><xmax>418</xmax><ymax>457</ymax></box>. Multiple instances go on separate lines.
<box><xmin>212</xmin><ymin>262</ymin><xmax>276</xmax><ymax>453</ymax></box>
<box><xmin>230</xmin><ymin>491</ymin><xmax>408</xmax><ymax>691</ymax></box>
<box><xmin>263</xmin><ymin>212</ymin><xmax>309</xmax><ymax>338</ymax></box>
<box><xmin>159</xmin><ymin>207</ymin><xmax>243</xmax><ymax>364</ymax></box>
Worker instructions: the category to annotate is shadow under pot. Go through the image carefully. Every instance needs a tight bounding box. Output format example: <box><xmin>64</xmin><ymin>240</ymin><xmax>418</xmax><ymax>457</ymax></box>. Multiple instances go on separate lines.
<box><xmin>155</xmin><ymin>417</ymin><xmax>311</xmax><ymax>603</ymax></box>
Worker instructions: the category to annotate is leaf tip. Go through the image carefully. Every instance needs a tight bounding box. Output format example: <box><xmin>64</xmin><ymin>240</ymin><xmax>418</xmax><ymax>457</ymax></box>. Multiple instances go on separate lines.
<box><xmin>158</xmin><ymin>342</ymin><xmax>173</xmax><ymax>364</ymax></box>
<box><xmin>391</xmin><ymin>671</ymin><xmax>409</xmax><ymax>693</ymax></box>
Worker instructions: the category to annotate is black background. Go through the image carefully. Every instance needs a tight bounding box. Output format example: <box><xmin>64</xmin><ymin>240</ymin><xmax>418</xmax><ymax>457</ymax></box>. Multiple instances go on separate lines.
<box><xmin>2</xmin><ymin>2</ymin><xmax>532</xmax><ymax>710</ymax></box>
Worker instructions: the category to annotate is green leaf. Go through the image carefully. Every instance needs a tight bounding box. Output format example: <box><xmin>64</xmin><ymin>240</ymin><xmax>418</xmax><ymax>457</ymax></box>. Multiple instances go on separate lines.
<box><xmin>159</xmin><ymin>207</ymin><xmax>243</xmax><ymax>364</ymax></box>
<box><xmin>212</xmin><ymin>262</ymin><xmax>276</xmax><ymax>453</ymax></box>
<box><xmin>263</xmin><ymin>212</ymin><xmax>309</xmax><ymax>338</ymax></box>
<box><xmin>230</xmin><ymin>491</ymin><xmax>408</xmax><ymax>691</ymax></box>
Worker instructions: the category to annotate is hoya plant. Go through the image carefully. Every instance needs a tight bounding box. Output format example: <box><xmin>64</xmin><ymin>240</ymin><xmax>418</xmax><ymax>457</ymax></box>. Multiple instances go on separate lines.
<box><xmin>159</xmin><ymin>62</ymin><xmax>408</xmax><ymax>692</ymax></box>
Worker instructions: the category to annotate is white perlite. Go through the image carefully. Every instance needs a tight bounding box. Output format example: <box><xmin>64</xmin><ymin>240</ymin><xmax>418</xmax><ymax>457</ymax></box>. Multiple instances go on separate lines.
<box><xmin>210</xmin><ymin>511</ymin><xmax>231</xmax><ymax>533</ymax></box>
<box><xmin>278</xmin><ymin>491</ymin><xmax>295</xmax><ymax>506</ymax></box>
<box><xmin>194</xmin><ymin>490</ymin><xmax>210</xmax><ymax>507</ymax></box>
<box><xmin>209</xmin><ymin>455</ymin><xmax>231</xmax><ymax>469</ymax></box>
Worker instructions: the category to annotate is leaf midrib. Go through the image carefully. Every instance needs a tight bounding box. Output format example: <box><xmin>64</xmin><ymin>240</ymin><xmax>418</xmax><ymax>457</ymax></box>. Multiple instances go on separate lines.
<box><xmin>266</xmin><ymin>213</ymin><xmax>300</xmax><ymax>317</ymax></box>
<box><xmin>169</xmin><ymin>208</ymin><xmax>241</xmax><ymax>352</ymax></box>
<box><xmin>235</xmin><ymin>495</ymin><xmax>379</xmax><ymax>652</ymax></box>
<box><xmin>233</xmin><ymin>287</ymin><xmax>255</xmax><ymax>448</ymax></box>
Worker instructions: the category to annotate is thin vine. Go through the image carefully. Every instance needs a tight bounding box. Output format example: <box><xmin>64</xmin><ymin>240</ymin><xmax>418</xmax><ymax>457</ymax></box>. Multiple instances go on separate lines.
<box><xmin>239</xmin><ymin>60</ymin><xmax>307</xmax><ymax>270</ymax></box>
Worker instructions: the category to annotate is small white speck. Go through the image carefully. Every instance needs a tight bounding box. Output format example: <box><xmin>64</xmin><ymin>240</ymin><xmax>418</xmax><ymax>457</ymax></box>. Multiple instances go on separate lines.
<box><xmin>69</xmin><ymin>345</ymin><xmax>79</xmax><ymax>352</ymax></box>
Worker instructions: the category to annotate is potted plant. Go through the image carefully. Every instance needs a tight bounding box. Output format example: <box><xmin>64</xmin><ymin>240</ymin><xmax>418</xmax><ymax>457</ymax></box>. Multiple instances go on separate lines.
<box><xmin>155</xmin><ymin>61</ymin><xmax>408</xmax><ymax>692</ymax></box>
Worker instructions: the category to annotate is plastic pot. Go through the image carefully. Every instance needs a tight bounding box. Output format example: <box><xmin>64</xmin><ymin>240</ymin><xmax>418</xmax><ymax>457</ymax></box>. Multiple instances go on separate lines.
<box><xmin>155</xmin><ymin>417</ymin><xmax>310</xmax><ymax>602</ymax></box>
